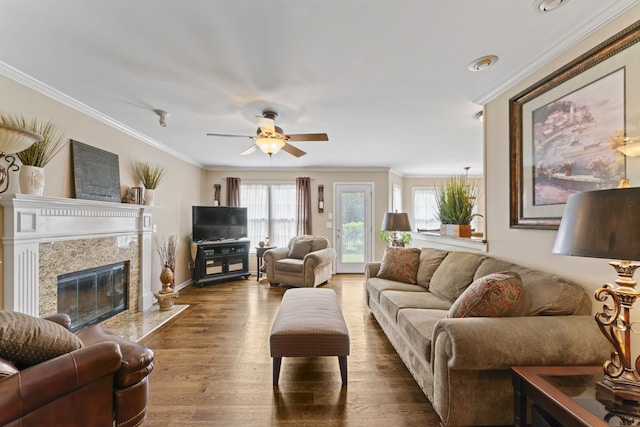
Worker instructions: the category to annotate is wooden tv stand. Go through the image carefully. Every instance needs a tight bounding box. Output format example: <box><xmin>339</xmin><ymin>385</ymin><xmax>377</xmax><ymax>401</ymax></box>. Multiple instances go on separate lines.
<box><xmin>192</xmin><ymin>239</ymin><xmax>251</xmax><ymax>287</ymax></box>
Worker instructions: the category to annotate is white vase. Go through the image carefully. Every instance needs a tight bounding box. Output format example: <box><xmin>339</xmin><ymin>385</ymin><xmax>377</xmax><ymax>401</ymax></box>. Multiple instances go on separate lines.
<box><xmin>144</xmin><ymin>188</ymin><xmax>155</xmax><ymax>205</ymax></box>
<box><xmin>19</xmin><ymin>165</ymin><xmax>45</xmax><ymax>195</ymax></box>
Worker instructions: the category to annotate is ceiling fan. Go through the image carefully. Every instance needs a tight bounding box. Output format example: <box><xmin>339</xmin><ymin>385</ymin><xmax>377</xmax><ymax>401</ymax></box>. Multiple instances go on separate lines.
<box><xmin>206</xmin><ymin>110</ymin><xmax>329</xmax><ymax>157</ymax></box>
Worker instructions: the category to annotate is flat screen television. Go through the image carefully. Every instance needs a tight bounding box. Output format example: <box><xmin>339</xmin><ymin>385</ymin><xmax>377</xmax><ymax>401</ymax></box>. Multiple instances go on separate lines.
<box><xmin>192</xmin><ymin>206</ymin><xmax>248</xmax><ymax>242</ymax></box>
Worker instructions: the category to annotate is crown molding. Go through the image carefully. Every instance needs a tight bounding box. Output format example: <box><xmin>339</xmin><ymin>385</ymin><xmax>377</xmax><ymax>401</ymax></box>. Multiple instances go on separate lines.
<box><xmin>473</xmin><ymin>2</ymin><xmax>639</xmax><ymax>104</ymax></box>
<box><xmin>0</xmin><ymin>61</ymin><xmax>203</xmax><ymax>168</ymax></box>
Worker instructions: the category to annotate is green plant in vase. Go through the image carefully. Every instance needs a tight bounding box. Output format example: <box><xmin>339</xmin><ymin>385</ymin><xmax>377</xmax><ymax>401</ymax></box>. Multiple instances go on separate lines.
<box><xmin>134</xmin><ymin>161</ymin><xmax>166</xmax><ymax>205</ymax></box>
<box><xmin>434</xmin><ymin>175</ymin><xmax>480</xmax><ymax>238</ymax></box>
<box><xmin>0</xmin><ymin>114</ymin><xmax>66</xmax><ymax>195</ymax></box>
<box><xmin>378</xmin><ymin>229</ymin><xmax>411</xmax><ymax>247</ymax></box>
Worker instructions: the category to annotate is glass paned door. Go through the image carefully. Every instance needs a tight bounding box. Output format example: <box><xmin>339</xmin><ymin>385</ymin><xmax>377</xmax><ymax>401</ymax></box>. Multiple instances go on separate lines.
<box><xmin>335</xmin><ymin>183</ymin><xmax>373</xmax><ymax>273</ymax></box>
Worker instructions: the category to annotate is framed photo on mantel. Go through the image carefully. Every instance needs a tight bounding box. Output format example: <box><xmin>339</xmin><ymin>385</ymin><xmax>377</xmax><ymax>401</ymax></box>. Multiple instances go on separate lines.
<box><xmin>71</xmin><ymin>140</ymin><xmax>121</xmax><ymax>203</ymax></box>
<box><xmin>509</xmin><ymin>20</ymin><xmax>640</xmax><ymax>230</ymax></box>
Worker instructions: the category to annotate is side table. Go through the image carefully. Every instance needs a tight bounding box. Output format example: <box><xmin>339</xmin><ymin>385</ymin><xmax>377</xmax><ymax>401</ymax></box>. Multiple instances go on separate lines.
<box><xmin>512</xmin><ymin>365</ymin><xmax>640</xmax><ymax>426</ymax></box>
<box><xmin>255</xmin><ymin>246</ymin><xmax>276</xmax><ymax>281</ymax></box>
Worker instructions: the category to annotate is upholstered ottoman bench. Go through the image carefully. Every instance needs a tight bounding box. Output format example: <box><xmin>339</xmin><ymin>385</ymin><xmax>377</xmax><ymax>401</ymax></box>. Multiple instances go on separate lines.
<box><xmin>269</xmin><ymin>287</ymin><xmax>350</xmax><ymax>386</ymax></box>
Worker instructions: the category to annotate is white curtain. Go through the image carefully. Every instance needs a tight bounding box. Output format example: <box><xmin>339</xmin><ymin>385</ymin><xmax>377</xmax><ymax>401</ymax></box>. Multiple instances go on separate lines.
<box><xmin>412</xmin><ymin>188</ymin><xmax>439</xmax><ymax>231</ymax></box>
<box><xmin>270</xmin><ymin>184</ymin><xmax>296</xmax><ymax>247</ymax></box>
<box><xmin>241</xmin><ymin>183</ymin><xmax>296</xmax><ymax>248</ymax></box>
<box><xmin>242</xmin><ymin>184</ymin><xmax>269</xmax><ymax>247</ymax></box>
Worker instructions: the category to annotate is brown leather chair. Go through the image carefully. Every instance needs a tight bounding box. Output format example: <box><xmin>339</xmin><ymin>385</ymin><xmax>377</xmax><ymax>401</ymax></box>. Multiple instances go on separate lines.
<box><xmin>0</xmin><ymin>314</ymin><xmax>154</xmax><ymax>427</ymax></box>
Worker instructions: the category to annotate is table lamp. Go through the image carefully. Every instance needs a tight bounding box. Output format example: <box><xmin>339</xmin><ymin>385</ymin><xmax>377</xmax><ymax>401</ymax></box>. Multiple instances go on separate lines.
<box><xmin>0</xmin><ymin>124</ymin><xmax>43</xmax><ymax>193</ymax></box>
<box><xmin>381</xmin><ymin>212</ymin><xmax>412</xmax><ymax>246</ymax></box>
<box><xmin>552</xmin><ymin>187</ymin><xmax>640</xmax><ymax>404</ymax></box>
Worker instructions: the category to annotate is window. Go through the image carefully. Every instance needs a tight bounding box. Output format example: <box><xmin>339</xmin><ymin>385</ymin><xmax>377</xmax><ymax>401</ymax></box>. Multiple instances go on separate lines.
<box><xmin>412</xmin><ymin>186</ymin><xmax>481</xmax><ymax>232</ymax></box>
<box><xmin>241</xmin><ymin>183</ymin><xmax>296</xmax><ymax>248</ymax></box>
<box><xmin>412</xmin><ymin>187</ymin><xmax>439</xmax><ymax>231</ymax></box>
<box><xmin>392</xmin><ymin>184</ymin><xmax>402</xmax><ymax>212</ymax></box>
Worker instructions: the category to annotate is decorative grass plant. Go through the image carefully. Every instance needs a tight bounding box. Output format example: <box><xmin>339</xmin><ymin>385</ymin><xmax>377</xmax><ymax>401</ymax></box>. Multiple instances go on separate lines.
<box><xmin>154</xmin><ymin>234</ymin><xmax>177</xmax><ymax>273</ymax></box>
<box><xmin>434</xmin><ymin>175</ymin><xmax>479</xmax><ymax>225</ymax></box>
<box><xmin>134</xmin><ymin>161</ymin><xmax>166</xmax><ymax>189</ymax></box>
<box><xmin>0</xmin><ymin>114</ymin><xmax>66</xmax><ymax>167</ymax></box>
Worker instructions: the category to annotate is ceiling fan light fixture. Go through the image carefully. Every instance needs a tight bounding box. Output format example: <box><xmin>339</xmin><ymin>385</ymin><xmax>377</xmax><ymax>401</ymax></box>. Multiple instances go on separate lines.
<box><xmin>255</xmin><ymin>137</ymin><xmax>285</xmax><ymax>156</ymax></box>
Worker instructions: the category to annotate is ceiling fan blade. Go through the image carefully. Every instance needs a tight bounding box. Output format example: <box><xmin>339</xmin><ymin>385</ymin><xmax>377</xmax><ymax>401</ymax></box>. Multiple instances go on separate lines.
<box><xmin>256</xmin><ymin>116</ymin><xmax>276</xmax><ymax>135</ymax></box>
<box><xmin>240</xmin><ymin>144</ymin><xmax>258</xmax><ymax>155</ymax></box>
<box><xmin>286</xmin><ymin>133</ymin><xmax>329</xmax><ymax>142</ymax></box>
<box><xmin>207</xmin><ymin>133</ymin><xmax>254</xmax><ymax>139</ymax></box>
<box><xmin>281</xmin><ymin>142</ymin><xmax>306</xmax><ymax>157</ymax></box>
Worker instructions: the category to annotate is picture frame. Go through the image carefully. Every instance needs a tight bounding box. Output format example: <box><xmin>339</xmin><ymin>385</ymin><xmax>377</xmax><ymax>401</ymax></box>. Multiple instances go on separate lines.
<box><xmin>71</xmin><ymin>140</ymin><xmax>121</xmax><ymax>203</ymax></box>
<box><xmin>509</xmin><ymin>20</ymin><xmax>640</xmax><ymax>229</ymax></box>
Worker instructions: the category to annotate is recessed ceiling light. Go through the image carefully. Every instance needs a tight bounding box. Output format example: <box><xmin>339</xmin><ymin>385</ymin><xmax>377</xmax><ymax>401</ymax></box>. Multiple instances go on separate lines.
<box><xmin>536</xmin><ymin>0</ymin><xmax>569</xmax><ymax>13</ymax></box>
<box><xmin>468</xmin><ymin>55</ymin><xmax>499</xmax><ymax>72</ymax></box>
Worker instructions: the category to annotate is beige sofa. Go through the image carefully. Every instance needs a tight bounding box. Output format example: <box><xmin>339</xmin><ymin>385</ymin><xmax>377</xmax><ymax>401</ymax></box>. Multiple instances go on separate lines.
<box><xmin>365</xmin><ymin>247</ymin><xmax>610</xmax><ymax>426</ymax></box>
<box><xmin>264</xmin><ymin>235</ymin><xmax>336</xmax><ymax>287</ymax></box>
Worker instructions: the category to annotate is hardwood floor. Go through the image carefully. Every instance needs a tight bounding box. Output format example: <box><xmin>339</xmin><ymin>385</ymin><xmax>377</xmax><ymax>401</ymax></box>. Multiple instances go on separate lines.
<box><xmin>141</xmin><ymin>274</ymin><xmax>441</xmax><ymax>426</ymax></box>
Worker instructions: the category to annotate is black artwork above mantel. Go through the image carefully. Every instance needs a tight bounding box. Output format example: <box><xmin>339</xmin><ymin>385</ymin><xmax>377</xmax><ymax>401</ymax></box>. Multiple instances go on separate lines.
<box><xmin>71</xmin><ymin>140</ymin><xmax>121</xmax><ymax>203</ymax></box>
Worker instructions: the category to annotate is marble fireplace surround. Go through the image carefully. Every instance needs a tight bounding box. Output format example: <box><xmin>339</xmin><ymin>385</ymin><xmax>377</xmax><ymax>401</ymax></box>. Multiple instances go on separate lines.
<box><xmin>1</xmin><ymin>194</ymin><xmax>157</xmax><ymax>317</ymax></box>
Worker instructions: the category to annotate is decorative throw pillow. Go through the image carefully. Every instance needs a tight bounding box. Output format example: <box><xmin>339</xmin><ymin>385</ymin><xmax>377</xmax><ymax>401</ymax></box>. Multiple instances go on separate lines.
<box><xmin>448</xmin><ymin>272</ymin><xmax>523</xmax><ymax>318</ymax></box>
<box><xmin>288</xmin><ymin>238</ymin><xmax>313</xmax><ymax>259</ymax></box>
<box><xmin>376</xmin><ymin>246</ymin><xmax>421</xmax><ymax>284</ymax></box>
<box><xmin>0</xmin><ymin>311</ymin><xmax>84</xmax><ymax>368</ymax></box>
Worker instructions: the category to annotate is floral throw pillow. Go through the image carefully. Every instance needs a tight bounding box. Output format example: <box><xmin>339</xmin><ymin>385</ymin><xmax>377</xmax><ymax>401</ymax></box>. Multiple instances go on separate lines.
<box><xmin>448</xmin><ymin>272</ymin><xmax>523</xmax><ymax>318</ymax></box>
<box><xmin>376</xmin><ymin>246</ymin><xmax>421</xmax><ymax>284</ymax></box>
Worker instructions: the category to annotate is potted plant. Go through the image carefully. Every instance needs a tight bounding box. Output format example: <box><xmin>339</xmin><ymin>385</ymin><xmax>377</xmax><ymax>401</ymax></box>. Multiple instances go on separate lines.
<box><xmin>434</xmin><ymin>175</ymin><xmax>479</xmax><ymax>238</ymax></box>
<box><xmin>153</xmin><ymin>234</ymin><xmax>179</xmax><ymax>310</ymax></box>
<box><xmin>134</xmin><ymin>161</ymin><xmax>166</xmax><ymax>205</ymax></box>
<box><xmin>0</xmin><ymin>114</ymin><xmax>66</xmax><ymax>195</ymax></box>
<box><xmin>378</xmin><ymin>229</ymin><xmax>411</xmax><ymax>247</ymax></box>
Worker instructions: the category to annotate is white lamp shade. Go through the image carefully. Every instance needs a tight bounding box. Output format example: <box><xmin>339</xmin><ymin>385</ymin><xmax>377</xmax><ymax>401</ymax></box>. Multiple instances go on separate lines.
<box><xmin>0</xmin><ymin>124</ymin><xmax>43</xmax><ymax>154</ymax></box>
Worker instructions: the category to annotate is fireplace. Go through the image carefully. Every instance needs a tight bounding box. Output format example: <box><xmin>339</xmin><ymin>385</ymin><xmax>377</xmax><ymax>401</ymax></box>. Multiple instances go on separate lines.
<box><xmin>58</xmin><ymin>261</ymin><xmax>129</xmax><ymax>331</ymax></box>
<box><xmin>1</xmin><ymin>194</ymin><xmax>157</xmax><ymax>317</ymax></box>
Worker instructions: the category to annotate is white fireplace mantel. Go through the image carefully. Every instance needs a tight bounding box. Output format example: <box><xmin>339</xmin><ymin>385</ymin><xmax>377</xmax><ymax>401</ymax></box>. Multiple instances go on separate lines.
<box><xmin>0</xmin><ymin>194</ymin><xmax>158</xmax><ymax>316</ymax></box>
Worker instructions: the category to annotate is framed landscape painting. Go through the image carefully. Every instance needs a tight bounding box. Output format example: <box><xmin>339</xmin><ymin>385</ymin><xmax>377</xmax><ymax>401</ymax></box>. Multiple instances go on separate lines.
<box><xmin>509</xmin><ymin>21</ymin><xmax>640</xmax><ymax>229</ymax></box>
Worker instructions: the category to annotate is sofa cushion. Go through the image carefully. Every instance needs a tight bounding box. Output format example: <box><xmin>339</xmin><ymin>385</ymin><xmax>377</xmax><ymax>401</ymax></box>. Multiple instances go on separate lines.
<box><xmin>380</xmin><ymin>290</ymin><xmax>452</xmax><ymax>320</ymax></box>
<box><xmin>475</xmin><ymin>257</ymin><xmax>591</xmax><ymax>316</ymax></box>
<box><xmin>448</xmin><ymin>272</ymin><xmax>523</xmax><ymax>318</ymax></box>
<box><xmin>0</xmin><ymin>311</ymin><xmax>84</xmax><ymax>368</ymax></box>
<box><xmin>275</xmin><ymin>258</ymin><xmax>304</xmax><ymax>273</ymax></box>
<box><xmin>429</xmin><ymin>252</ymin><xmax>486</xmax><ymax>302</ymax></box>
<box><xmin>397</xmin><ymin>308</ymin><xmax>448</xmax><ymax>362</ymax></box>
<box><xmin>377</xmin><ymin>246</ymin><xmax>421</xmax><ymax>284</ymax></box>
<box><xmin>288</xmin><ymin>238</ymin><xmax>313</xmax><ymax>259</ymax></box>
<box><xmin>416</xmin><ymin>248</ymin><xmax>449</xmax><ymax>288</ymax></box>
<box><xmin>367</xmin><ymin>277</ymin><xmax>427</xmax><ymax>304</ymax></box>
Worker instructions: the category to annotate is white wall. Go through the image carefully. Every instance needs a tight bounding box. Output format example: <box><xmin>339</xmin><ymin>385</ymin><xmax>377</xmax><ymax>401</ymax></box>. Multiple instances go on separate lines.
<box><xmin>485</xmin><ymin>7</ymin><xmax>640</xmax><ymax>303</ymax></box>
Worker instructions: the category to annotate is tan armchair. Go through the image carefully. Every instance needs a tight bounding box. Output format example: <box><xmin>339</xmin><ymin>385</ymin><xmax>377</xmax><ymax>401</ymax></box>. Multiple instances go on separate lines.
<box><xmin>264</xmin><ymin>235</ymin><xmax>336</xmax><ymax>287</ymax></box>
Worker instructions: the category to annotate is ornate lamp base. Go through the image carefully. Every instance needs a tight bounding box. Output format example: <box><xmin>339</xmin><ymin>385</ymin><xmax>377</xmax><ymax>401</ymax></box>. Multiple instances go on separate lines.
<box><xmin>597</xmin><ymin>377</ymin><xmax>640</xmax><ymax>406</ymax></box>
<box><xmin>595</xmin><ymin>261</ymin><xmax>640</xmax><ymax>406</ymax></box>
